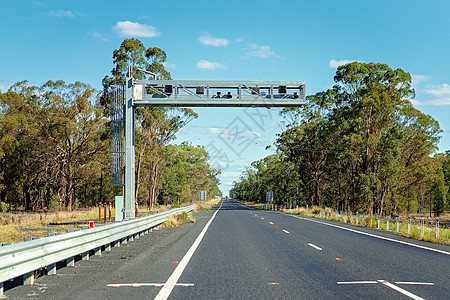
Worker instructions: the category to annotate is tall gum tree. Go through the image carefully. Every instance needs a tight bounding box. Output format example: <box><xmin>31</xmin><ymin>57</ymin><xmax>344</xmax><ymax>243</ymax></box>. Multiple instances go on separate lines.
<box><xmin>102</xmin><ymin>39</ymin><xmax>197</xmax><ymax>209</ymax></box>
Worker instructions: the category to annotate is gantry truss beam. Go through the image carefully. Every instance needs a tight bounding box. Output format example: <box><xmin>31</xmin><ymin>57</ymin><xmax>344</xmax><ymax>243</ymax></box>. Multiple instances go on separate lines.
<box><xmin>132</xmin><ymin>80</ymin><xmax>306</xmax><ymax>107</ymax></box>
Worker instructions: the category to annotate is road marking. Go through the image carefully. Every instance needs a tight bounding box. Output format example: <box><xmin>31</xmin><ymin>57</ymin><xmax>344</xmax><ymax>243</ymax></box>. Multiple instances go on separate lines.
<box><xmin>337</xmin><ymin>280</ymin><xmax>429</xmax><ymax>300</ymax></box>
<box><xmin>108</xmin><ymin>283</ymin><xmax>194</xmax><ymax>287</ymax></box>
<box><xmin>395</xmin><ymin>282</ymin><xmax>434</xmax><ymax>285</ymax></box>
<box><xmin>378</xmin><ymin>280</ymin><xmax>425</xmax><ymax>300</ymax></box>
<box><xmin>261</xmin><ymin>217</ymin><xmax>264</xmax><ymax>220</ymax></box>
<box><xmin>290</xmin><ymin>215</ymin><xmax>450</xmax><ymax>256</ymax></box>
<box><xmin>268</xmin><ymin>282</ymin><xmax>279</xmax><ymax>285</ymax></box>
<box><xmin>154</xmin><ymin>200</ymin><xmax>223</xmax><ymax>300</ymax></box>
<box><xmin>308</xmin><ymin>243</ymin><xmax>322</xmax><ymax>251</ymax></box>
<box><xmin>269</xmin><ymin>222</ymin><xmax>274</xmax><ymax>225</ymax></box>
<box><xmin>282</xmin><ymin>230</ymin><xmax>290</xmax><ymax>234</ymax></box>
<box><xmin>337</xmin><ymin>281</ymin><xmax>378</xmax><ymax>284</ymax></box>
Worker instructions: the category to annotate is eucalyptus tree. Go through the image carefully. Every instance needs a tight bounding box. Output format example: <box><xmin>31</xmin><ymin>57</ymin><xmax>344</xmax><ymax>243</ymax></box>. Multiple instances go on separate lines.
<box><xmin>102</xmin><ymin>38</ymin><xmax>198</xmax><ymax>208</ymax></box>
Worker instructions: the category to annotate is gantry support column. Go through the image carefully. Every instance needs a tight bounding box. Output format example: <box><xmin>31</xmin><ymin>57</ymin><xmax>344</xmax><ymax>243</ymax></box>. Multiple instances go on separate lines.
<box><xmin>124</xmin><ymin>77</ymin><xmax>135</xmax><ymax>219</ymax></box>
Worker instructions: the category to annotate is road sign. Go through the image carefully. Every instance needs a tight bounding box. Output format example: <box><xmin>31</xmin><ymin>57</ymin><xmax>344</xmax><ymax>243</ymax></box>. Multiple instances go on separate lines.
<box><xmin>199</xmin><ymin>190</ymin><xmax>207</xmax><ymax>201</ymax></box>
<box><xmin>266</xmin><ymin>192</ymin><xmax>274</xmax><ymax>202</ymax></box>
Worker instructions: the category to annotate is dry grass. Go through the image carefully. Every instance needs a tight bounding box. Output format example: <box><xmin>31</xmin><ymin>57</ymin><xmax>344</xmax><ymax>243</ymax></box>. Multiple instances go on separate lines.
<box><xmin>192</xmin><ymin>198</ymin><xmax>221</xmax><ymax>212</ymax></box>
<box><xmin>0</xmin><ymin>208</ymin><xmax>103</xmax><ymax>244</ymax></box>
<box><xmin>160</xmin><ymin>212</ymin><xmax>195</xmax><ymax>228</ymax></box>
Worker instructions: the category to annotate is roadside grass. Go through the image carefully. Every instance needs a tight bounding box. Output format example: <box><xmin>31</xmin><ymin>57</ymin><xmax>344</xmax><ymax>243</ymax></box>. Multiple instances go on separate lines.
<box><xmin>160</xmin><ymin>212</ymin><xmax>195</xmax><ymax>228</ymax></box>
<box><xmin>248</xmin><ymin>202</ymin><xmax>449</xmax><ymax>244</ymax></box>
<box><xmin>193</xmin><ymin>198</ymin><xmax>221</xmax><ymax>212</ymax></box>
<box><xmin>0</xmin><ymin>202</ymin><xmax>203</xmax><ymax>244</ymax></box>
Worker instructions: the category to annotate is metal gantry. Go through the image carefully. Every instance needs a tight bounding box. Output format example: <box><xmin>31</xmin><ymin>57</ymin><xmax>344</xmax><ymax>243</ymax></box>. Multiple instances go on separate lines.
<box><xmin>113</xmin><ymin>78</ymin><xmax>306</xmax><ymax>219</ymax></box>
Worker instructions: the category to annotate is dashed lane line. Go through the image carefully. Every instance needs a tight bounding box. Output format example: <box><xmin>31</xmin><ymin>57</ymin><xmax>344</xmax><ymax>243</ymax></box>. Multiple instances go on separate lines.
<box><xmin>290</xmin><ymin>214</ymin><xmax>450</xmax><ymax>256</ymax></box>
<box><xmin>307</xmin><ymin>243</ymin><xmax>323</xmax><ymax>251</ymax></box>
<box><xmin>282</xmin><ymin>230</ymin><xmax>290</xmax><ymax>234</ymax></box>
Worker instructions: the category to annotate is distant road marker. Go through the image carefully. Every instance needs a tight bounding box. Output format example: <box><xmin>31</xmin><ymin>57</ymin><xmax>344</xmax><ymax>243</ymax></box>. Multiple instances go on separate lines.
<box><xmin>308</xmin><ymin>243</ymin><xmax>322</xmax><ymax>251</ymax></box>
<box><xmin>269</xmin><ymin>222</ymin><xmax>274</xmax><ymax>225</ymax></box>
<box><xmin>282</xmin><ymin>230</ymin><xmax>290</xmax><ymax>234</ymax></box>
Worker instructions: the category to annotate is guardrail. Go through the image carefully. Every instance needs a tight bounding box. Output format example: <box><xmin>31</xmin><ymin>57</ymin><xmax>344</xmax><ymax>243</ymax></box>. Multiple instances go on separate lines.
<box><xmin>0</xmin><ymin>204</ymin><xmax>197</xmax><ymax>296</ymax></box>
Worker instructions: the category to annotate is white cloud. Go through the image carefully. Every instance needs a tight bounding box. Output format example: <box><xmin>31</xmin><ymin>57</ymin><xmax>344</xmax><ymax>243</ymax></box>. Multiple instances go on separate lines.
<box><xmin>89</xmin><ymin>31</ymin><xmax>109</xmax><ymax>42</ymax></box>
<box><xmin>163</xmin><ymin>62</ymin><xmax>177</xmax><ymax>69</ymax></box>
<box><xmin>407</xmin><ymin>98</ymin><xmax>422</xmax><ymax>106</ymax></box>
<box><xmin>197</xmin><ymin>60</ymin><xmax>227</xmax><ymax>71</ymax></box>
<box><xmin>244</xmin><ymin>44</ymin><xmax>276</xmax><ymax>58</ymax></box>
<box><xmin>46</xmin><ymin>9</ymin><xmax>75</xmax><ymax>18</ymax></box>
<box><xmin>424</xmin><ymin>83</ymin><xmax>450</xmax><ymax>105</ymax></box>
<box><xmin>198</xmin><ymin>33</ymin><xmax>229</xmax><ymax>47</ymax></box>
<box><xmin>207</xmin><ymin>128</ymin><xmax>232</xmax><ymax>134</ymax></box>
<box><xmin>412</xmin><ymin>74</ymin><xmax>431</xmax><ymax>85</ymax></box>
<box><xmin>328</xmin><ymin>59</ymin><xmax>360</xmax><ymax>68</ymax></box>
<box><xmin>113</xmin><ymin>21</ymin><xmax>160</xmax><ymax>37</ymax></box>
<box><xmin>0</xmin><ymin>81</ymin><xmax>12</xmax><ymax>92</ymax></box>
<box><xmin>246</xmin><ymin>131</ymin><xmax>262</xmax><ymax>138</ymax></box>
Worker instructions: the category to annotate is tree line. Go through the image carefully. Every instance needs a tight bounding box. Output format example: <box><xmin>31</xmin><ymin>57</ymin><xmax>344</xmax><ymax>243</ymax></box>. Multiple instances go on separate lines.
<box><xmin>0</xmin><ymin>38</ymin><xmax>221</xmax><ymax>212</ymax></box>
<box><xmin>230</xmin><ymin>63</ymin><xmax>449</xmax><ymax>216</ymax></box>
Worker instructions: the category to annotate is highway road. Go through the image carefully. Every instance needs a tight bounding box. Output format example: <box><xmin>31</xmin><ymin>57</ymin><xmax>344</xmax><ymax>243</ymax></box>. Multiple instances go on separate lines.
<box><xmin>5</xmin><ymin>199</ymin><xmax>450</xmax><ymax>299</ymax></box>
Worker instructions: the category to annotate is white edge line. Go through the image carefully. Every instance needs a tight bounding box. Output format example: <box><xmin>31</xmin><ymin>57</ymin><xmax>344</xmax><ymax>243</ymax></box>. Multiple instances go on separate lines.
<box><xmin>337</xmin><ymin>281</ymin><xmax>378</xmax><ymax>284</ymax></box>
<box><xmin>107</xmin><ymin>283</ymin><xmax>194</xmax><ymax>287</ymax></box>
<box><xmin>290</xmin><ymin>215</ymin><xmax>450</xmax><ymax>256</ymax></box>
<box><xmin>282</xmin><ymin>229</ymin><xmax>290</xmax><ymax>234</ymax></box>
<box><xmin>395</xmin><ymin>282</ymin><xmax>434</xmax><ymax>285</ymax></box>
<box><xmin>378</xmin><ymin>280</ymin><xmax>425</xmax><ymax>300</ymax></box>
<box><xmin>154</xmin><ymin>200</ymin><xmax>223</xmax><ymax>300</ymax></box>
<box><xmin>307</xmin><ymin>243</ymin><xmax>322</xmax><ymax>251</ymax></box>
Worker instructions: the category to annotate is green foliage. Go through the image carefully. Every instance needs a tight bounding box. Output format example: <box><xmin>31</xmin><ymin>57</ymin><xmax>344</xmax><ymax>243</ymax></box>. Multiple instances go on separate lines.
<box><xmin>231</xmin><ymin>62</ymin><xmax>447</xmax><ymax>216</ymax></box>
<box><xmin>158</xmin><ymin>143</ymin><xmax>221</xmax><ymax>205</ymax></box>
<box><xmin>0</xmin><ymin>39</ymin><xmax>218</xmax><ymax>212</ymax></box>
<box><xmin>0</xmin><ymin>201</ymin><xmax>9</xmax><ymax>212</ymax></box>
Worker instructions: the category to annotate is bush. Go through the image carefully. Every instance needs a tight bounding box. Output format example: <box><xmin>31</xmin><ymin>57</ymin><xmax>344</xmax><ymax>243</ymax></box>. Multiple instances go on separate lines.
<box><xmin>0</xmin><ymin>202</ymin><xmax>9</xmax><ymax>212</ymax></box>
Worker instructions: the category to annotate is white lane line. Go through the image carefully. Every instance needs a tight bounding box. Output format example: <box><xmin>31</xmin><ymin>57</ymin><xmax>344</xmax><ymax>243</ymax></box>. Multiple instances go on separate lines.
<box><xmin>378</xmin><ymin>280</ymin><xmax>425</xmax><ymax>300</ymax></box>
<box><xmin>337</xmin><ymin>281</ymin><xmax>378</xmax><ymax>284</ymax></box>
<box><xmin>290</xmin><ymin>215</ymin><xmax>450</xmax><ymax>256</ymax></box>
<box><xmin>395</xmin><ymin>282</ymin><xmax>434</xmax><ymax>286</ymax></box>
<box><xmin>282</xmin><ymin>230</ymin><xmax>290</xmax><ymax>234</ymax></box>
<box><xmin>308</xmin><ymin>243</ymin><xmax>322</xmax><ymax>251</ymax></box>
<box><xmin>269</xmin><ymin>222</ymin><xmax>274</xmax><ymax>225</ymax></box>
<box><xmin>261</xmin><ymin>217</ymin><xmax>264</xmax><ymax>220</ymax></box>
<box><xmin>108</xmin><ymin>283</ymin><xmax>194</xmax><ymax>287</ymax></box>
<box><xmin>154</xmin><ymin>201</ymin><xmax>223</xmax><ymax>300</ymax></box>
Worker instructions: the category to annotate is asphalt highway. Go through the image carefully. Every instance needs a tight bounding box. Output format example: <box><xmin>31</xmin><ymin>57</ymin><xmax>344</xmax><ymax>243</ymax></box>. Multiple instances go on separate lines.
<box><xmin>5</xmin><ymin>199</ymin><xmax>450</xmax><ymax>299</ymax></box>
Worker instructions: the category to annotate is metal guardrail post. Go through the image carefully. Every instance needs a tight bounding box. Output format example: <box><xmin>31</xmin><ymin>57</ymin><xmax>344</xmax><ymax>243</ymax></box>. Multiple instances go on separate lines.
<box><xmin>98</xmin><ymin>202</ymin><xmax>102</xmax><ymax>224</ymax></box>
<box><xmin>408</xmin><ymin>217</ymin><xmax>411</xmax><ymax>235</ymax></box>
<box><xmin>436</xmin><ymin>220</ymin><xmax>439</xmax><ymax>238</ymax></box>
<box><xmin>421</xmin><ymin>218</ymin><xmax>424</xmax><ymax>237</ymax></box>
<box><xmin>109</xmin><ymin>202</ymin><xmax>112</xmax><ymax>223</ymax></box>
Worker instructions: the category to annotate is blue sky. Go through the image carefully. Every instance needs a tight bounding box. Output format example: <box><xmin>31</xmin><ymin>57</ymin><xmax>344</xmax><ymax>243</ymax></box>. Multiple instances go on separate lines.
<box><xmin>1</xmin><ymin>0</ymin><xmax>450</xmax><ymax>195</ymax></box>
